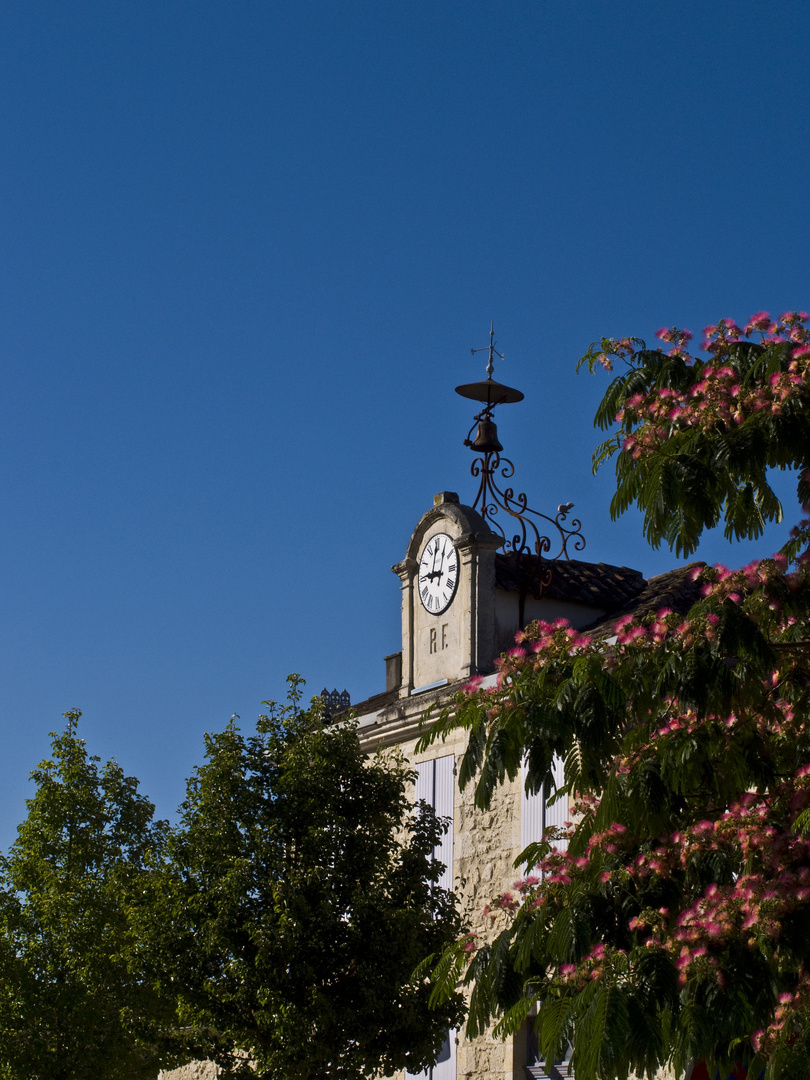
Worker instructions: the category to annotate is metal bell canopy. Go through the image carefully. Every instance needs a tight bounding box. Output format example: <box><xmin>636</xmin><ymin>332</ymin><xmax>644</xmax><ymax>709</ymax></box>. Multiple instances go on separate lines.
<box><xmin>456</xmin><ymin>324</ymin><xmax>585</xmax><ymax>561</ymax></box>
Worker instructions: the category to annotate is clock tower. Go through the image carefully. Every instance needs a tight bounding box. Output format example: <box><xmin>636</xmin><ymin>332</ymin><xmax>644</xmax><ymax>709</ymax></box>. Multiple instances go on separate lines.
<box><xmin>393</xmin><ymin>491</ymin><xmax>502</xmax><ymax>696</ymax></box>
<box><xmin>358</xmin><ymin>324</ymin><xmax>587</xmax><ymax>748</ymax></box>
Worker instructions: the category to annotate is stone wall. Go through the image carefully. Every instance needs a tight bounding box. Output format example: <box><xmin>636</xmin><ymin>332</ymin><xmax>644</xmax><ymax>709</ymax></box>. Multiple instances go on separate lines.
<box><xmin>159</xmin><ymin>1063</ymin><xmax>218</xmax><ymax>1080</ymax></box>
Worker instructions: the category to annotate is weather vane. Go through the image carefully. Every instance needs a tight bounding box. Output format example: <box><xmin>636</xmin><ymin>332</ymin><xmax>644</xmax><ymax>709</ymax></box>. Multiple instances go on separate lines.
<box><xmin>455</xmin><ymin>323</ymin><xmax>585</xmax><ymax>561</ymax></box>
<box><xmin>471</xmin><ymin>321</ymin><xmax>504</xmax><ymax>380</ymax></box>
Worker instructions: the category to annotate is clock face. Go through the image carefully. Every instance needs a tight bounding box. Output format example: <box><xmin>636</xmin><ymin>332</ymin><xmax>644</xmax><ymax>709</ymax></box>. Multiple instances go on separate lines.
<box><xmin>418</xmin><ymin>533</ymin><xmax>458</xmax><ymax>614</ymax></box>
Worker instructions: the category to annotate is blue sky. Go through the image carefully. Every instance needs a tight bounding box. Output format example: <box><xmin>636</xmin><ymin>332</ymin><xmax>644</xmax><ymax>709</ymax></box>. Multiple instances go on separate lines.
<box><xmin>1</xmin><ymin>0</ymin><xmax>808</xmax><ymax>847</ymax></box>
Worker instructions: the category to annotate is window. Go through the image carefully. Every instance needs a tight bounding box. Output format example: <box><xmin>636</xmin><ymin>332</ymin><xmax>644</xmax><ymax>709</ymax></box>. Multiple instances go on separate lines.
<box><xmin>521</xmin><ymin>754</ymin><xmax>568</xmax><ymax>857</ymax></box>
<box><xmin>521</xmin><ymin>764</ymin><xmax>574</xmax><ymax>1078</ymax></box>
<box><xmin>409</xmin><ymin>756</ymin><xmax>457</xmax><ymax>1080</ymax></box>
<box><xmin>415</xmin><ymin>755</ymin><xmax>455</xmax><ymax>892</ymax></box>
<box><xmin>525</xmin><ymin>1022</ymin><xmax>573</xmax><ymax>1079</ymax></box>
<box><xmin>406</xmin><ymin>1028</ymin><xmax>457</xmax><ymax>1080</ymax></box>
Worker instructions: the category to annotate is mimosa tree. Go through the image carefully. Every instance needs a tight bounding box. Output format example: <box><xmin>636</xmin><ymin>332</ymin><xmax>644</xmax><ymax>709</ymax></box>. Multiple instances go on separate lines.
<box><xmin>425</xmin><ymin>311</ymin><xmax>810</xmax><ymax>1080</ymax></box>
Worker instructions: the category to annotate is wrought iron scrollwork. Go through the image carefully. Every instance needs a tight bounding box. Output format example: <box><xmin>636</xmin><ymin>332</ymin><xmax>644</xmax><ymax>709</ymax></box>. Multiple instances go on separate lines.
<box><xmin>470</xmin><ymin>449</ymin><xmax>585</xmax><ymax>561</ymax></box>
<box><xmin>457</xmin><ymin>325</ymin><xmax>586</xmax><ymax>563</ymax></box>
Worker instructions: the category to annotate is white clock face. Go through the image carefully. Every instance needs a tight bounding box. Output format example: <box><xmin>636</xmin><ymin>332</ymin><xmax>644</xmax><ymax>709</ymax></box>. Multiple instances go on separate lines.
<box><xmin>418</xmin><ymin>533</ymin><xmax>458</xmax><ymax>614</ymax></box>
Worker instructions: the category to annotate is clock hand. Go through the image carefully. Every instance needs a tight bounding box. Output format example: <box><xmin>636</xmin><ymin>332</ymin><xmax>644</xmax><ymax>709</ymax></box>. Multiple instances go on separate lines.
<box><xmin>436</xmin><ymin>547</ymin><xmax>447</xmax><ymax>580</ymax></box>
<box><xmin>431</xmin><ymin>542</ymin><xmax>441</xmax><ymax>578</ymax></box>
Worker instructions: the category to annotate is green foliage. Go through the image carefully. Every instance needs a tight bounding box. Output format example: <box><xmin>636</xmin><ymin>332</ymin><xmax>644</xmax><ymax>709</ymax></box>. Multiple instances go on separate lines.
<box><xmin>148</xmin><ymin>676</ymin><xmax>465</xmax><ymax>1080</ymax></box>
<box><xmin>578</xmin><ymin>333</ymin><xmax>810</xmax><ymax>557</ymax></box>
<box><xmin>0</xmin><ymin>713</ymin><xmax>176</xmax><ymax>1080</ymax></box>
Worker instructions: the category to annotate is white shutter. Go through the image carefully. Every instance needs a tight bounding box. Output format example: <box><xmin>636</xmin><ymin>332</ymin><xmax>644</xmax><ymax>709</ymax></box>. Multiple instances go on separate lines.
<box><xmin>521</xmin><ymin>754</ymin><xmax>569</xmax><ymax>858</ymax></box>
<box><xmin>414</xmin><ymin>759</ymin><xmax>433</xmax><ymax>806</ymax></box>
<box><xmin>406</xmin><ymin>1029</ymin><xmax>456</xmax><ymax>1080</ymax></box>
<box><xmin>432</xmin><ymin>1029</ymin><xmax>456</xmax><ymax>1080</ymax></box>
<box><xmin>433</xmin><ymin>755</ymin><xmax>454</xmax><ymax>892</ymax></box>
<box><xmin>407</xmin><ymin>760</ymin><xmax>457</xmax><ymax>1080</ymax></box>
<box><xmin>544</xmin><ymin>755</ymin><xmax>569</xmax><ymax>852</ymax></box>
<box><xmin>415</xmin><ymin>755</ymin><xmax>455</xmax><ymax>892</ymax></box>
<box><xmin>521</xmin><ymin>779</ymin><xmax>545</xmax><ymax>853</ymax></box>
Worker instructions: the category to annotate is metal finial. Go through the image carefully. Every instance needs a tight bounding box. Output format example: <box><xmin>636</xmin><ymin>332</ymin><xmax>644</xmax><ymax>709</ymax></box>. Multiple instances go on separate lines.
<box><xmin>471</xmin><ymin>321</ymin><xmax>504</xmax><ymax>379</ymax></box>
<box><xmin>457</xmin><ymin>322</ymin><xmax>523</xmax><ymax>410</ymax></box>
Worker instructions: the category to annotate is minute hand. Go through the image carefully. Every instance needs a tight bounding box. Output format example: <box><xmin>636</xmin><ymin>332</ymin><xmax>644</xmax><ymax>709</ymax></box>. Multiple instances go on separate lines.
<box><xmin>435</xmin><ymin>550</ymin><xmax>447</xmax><ymax>581</ymax></box>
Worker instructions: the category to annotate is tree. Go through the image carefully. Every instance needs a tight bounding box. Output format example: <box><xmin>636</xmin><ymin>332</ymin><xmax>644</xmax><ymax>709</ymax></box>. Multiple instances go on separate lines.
<box><xmin>0</xmin><ymin>713</ymin><xmax>177</xmax><ymax>1080</ymax></box>
<box><xmin>149</xmin><ymin>677</ymin><xmax>465</xmax><ymax>1080</ymax></box>
<box><xmin>582</xmin><ymin>312</ymin><xmax>810</xmax><ymax>560</ymax></box>
<box><xmin>425</xmin><ymin>312</ymin><xmax>810</xmax><ymax>1080</ymax></box>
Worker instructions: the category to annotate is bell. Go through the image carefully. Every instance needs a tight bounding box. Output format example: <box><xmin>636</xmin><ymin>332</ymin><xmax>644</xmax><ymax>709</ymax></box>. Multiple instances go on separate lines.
<box><xmin>470</xmin><ymin>417</ymin><xmax>503</xmax><ymax>453</ymax></box>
